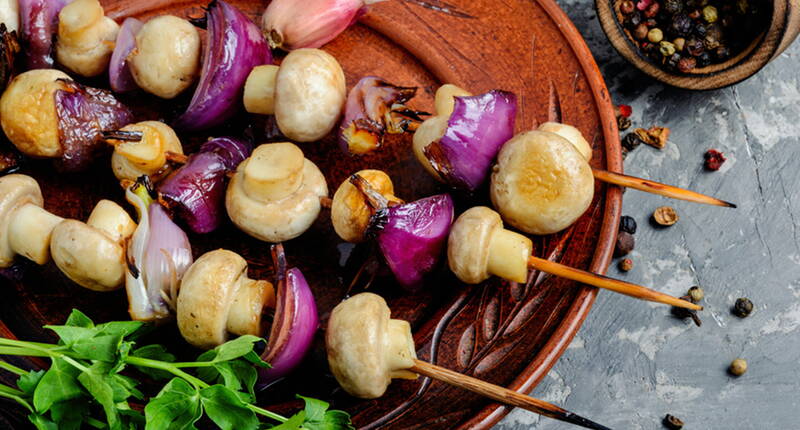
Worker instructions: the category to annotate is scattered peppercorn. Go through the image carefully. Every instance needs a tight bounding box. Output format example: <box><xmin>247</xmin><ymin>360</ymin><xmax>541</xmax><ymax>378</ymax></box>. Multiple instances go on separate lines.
<box><xmin>677</xmin><ymin>56</ymin><xmax>696</xmax><ymax>72</ymax></box>
<box><xmin>696</xmin><ymin>51</ymin><xmax>712</xmax><ymax>66</ymax></box>
<box><xmin>704</xmin><ymin>149</ymin><xmax>726</xmax><ymax>170</ymax></box>
<box><xmin>729</xmin><ymin>358</ymin><xmax>747</xmax><ymax>376</ymax></box>
<box><xmin>618</xmin><ymin>116</ymin><xmax>632</xmax><ymax>131</ymax></box>
<box><xmin>686</xmin><ymin>37</ymin><xmax>705</xmax><ymax>56</ymax></box>
<box><xmin>648</xmin><ymin>27</ymin><xmax>664</xmax><ymax>42</ymax></box>
<box><xmin>620</xmin><ymin>215</ymin><xmax>638</xmax><ymax>234</ymax></box>
<box><xmin>733</xmin><ymin>297</ymin><xmax>753</xmax><ymax>317</ymax></box>
<box><xmin>670</xmin><ymin>13</ymin><xmax>693</xmax><ymax>36</ymax></box>
<box><xmin>673</xmin><ymin>37</ymin><xmax>686</xmax><ymax>51</ymax></box>
<box><xmin>634</xmin><ymin>23</ymin><xmax>650</xmax><ymax>39</ymax></box>
<box><xmin>653</xmin><ymin>206</ymin><xmax>679</xmax><ymax>226</ymax></box>
<box><xmin>615</xmin><ymin>231</ymin><xmax>635</xmax><ymax>257</ymax></box>
<box><xmin>688</xmin><ymin>286</ymin><xmax>704</xmax><ymax>302</ymax></box>
<box><xmin>619</xmin><ymin>258</ymin><xmax>634</xmax><ymax>272</ymax></box>
<box><xmin>663</xmin><ymin>0</ymin><xmax>682</xmax><ymax>14</ymax></box>
<box><xmin>672</xmin><ymin>294</ymin><xmax>702</xmax><ymax>326</ymax></box>
<box><xmin>714</xmin><ymin>45</ymin><xmax>731</xmax><ymax>60</ymax></box>
<box><xmin>644</xmin><ymin>1</ymin><xmax>660</xmax><ymax>17</ymax></box>
<box><xmin>663</xmin><ymin>414</ymin><xmax>684</xmax><ymax>429</ymax></box>
<box><xmin>659</xmin><ymin>40</ymin><xmax>676</xmax><ymax>56</ymax></box>
<box><xmin>687</xmin><ymin>8</ymin><xmax>701</xmax><ymax>19</ymax></box>
<box><xmin>621</xmin><ymin>0</ymin><xmax>636</xmax><ymax>14</ymax></box>
<box><xmin>622</xmin><ymin>132</ymin><xmax>645</xmax><ymax>152</ymax></box>
<box><xmin>703</xmin><ymin>5</ymin><xmax>718</xmax><ymax>22</ymax></box>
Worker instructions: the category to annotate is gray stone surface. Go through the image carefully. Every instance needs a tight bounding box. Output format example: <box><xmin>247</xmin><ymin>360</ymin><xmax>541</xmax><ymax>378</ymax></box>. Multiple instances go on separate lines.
<box><xmin>497</xmin><ymin>1</ymin><xmax>800</xmax><ymax>429</ymax></box>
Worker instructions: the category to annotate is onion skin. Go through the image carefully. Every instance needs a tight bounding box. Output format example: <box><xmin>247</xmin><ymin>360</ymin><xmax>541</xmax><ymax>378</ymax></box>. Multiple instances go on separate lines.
<box><xmin>259</xmin><ymin>246</ymin><xmax>319</xmax><ymax>387</ymax></box>
<box><xmin>262</xmin><ymin>0</ymin><xmax>369</xmax><ymax>50</ymax></box>
<box><xmin>109</xmin><ymin>17</ymin><xmax>143</xmax><ymax>93</ymax></box>
<box><xmin>375</xmin><ymin>193</ymin><xmax>454</xmax><ymax>290</ymax></box>
<box><xmin>19</xmin><ymin>0</ymin><xmax>68</xmax><ymax>70</ymax></box>
<box><xmin>338</xmin><ymin>76</ymin><xmax>417</xmax><ymax>155</ymax></box>
<box><xmin>174</xmin><ymin>0</ymin><xmax>272</xmax><ymax>131</ymax></box>
<box><xmin>54</xmin><ymin>79</ymin><xmax>134</xmax><ymax>172</ymax></box>
<box><xmin>424</xmin><ymin>90</ymin><xmax>517</xmax><ymax>191</ymax></box>
<box><xmin>158</xmin><ymin>137</ymin><xmax>252</xmax><ymax>234</ymax></box>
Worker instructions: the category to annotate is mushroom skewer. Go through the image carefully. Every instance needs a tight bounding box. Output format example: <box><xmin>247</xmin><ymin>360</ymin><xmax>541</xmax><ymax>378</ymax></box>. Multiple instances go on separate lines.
<box><xmin>327</xmin><ymin>293</ymin><xmax>611</xmax><ymax>430</ymax></box>
<box><xmin>449</xmin><ymin>206</ymin><xmax>700</xmax><ymax>310</ymax></box>
<box><xmin>591</xmin><ymin>167</ymin><xmax>735</xmax><ymax>207</ymax></box>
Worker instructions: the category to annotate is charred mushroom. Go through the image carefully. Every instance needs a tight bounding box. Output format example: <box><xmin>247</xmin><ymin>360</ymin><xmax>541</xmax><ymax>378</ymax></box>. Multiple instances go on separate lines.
<box><xmin>55</xmin><ymin>0</ymin><xmax>119</xmax><ymax>77</ymax></box>
<box><xmin>490</xmin><ymin>130</ymin><xmax>594</xmax><ymax>235</ymax></box>
<box><xmin>0</xmin><ymin>174</ymin><xmax>64</xmax><ymax>268</ymax></box>
<box><xmin>326</xmin><ymin>292</ymin><xmax>417</xmax><ymax>398</ymax></box>
<box><xmin>107</xmin><ymin>121</ymin><xmax>183</xmax><ymax>182</ymax></box>
<box><xmin>243</xmin><ymin>48</ymin><xmax>345</xmax><ymax>142</ymax></box>
<box><xmin>226</xmin><ymin>142</ymin><xmax>328</xmax><ymax>242</ymax></box>
<box><xmin>330</xmin><ymin>169</ymin><xmax>401</xmax><ymax>243</ymax></box>
<box><xmin>50</xmin><ymin>199</ymin><xmax>136</xmax><ymax>291</ymax></box>
<box><xmin>177</xmin><ymin>249</ymin><xmax>275</xmax><ymax>349</ymax></box>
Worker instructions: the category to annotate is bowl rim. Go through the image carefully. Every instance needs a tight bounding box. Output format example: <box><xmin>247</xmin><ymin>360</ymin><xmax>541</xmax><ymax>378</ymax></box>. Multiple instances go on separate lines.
<box><xmin>596</xmin><ymin>0</ymin><xmax>786</xmax><ymax>90</ymax></box>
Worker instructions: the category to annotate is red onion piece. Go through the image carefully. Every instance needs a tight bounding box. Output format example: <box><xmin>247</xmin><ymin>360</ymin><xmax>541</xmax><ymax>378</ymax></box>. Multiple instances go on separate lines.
<box><xmin>158</xmin><ymin>137</ymin><xmax>252</xmax><ymax>234</ymax></box>
<box><xmin>109</xmin><ymin>17</ymin><xmax>143</xmax><ymax>93</ymax></box>
<box><xmin>338</xmin><ymin>76</ymin><xmax>418</xmax><ymax>155</ymax></box>
<box><xmin>54</xmin><ymin>79</ymin><xmax>134</xmax><ymax>172</ymax></box>
<box><xmin>259</xmin><ymin>245</ymin><xmax>319</xmax><ymax>387</ymax></box>
<box><xmin>174</xmin><ymin>0</ymin><xmax>272</xmax><ymax>131</ymax></box>
<box><xmin>19</xmin><ymin>0</ymin><xmax>68</xmax><ymax>70</ymax></box>
<box><xmin>375</xmin><ymin>193</ymin><xmax>454</xmax><ymax>289</ymax></box>
<box><xmin>262</xmin><ymin>0</ymin><xmax>368</xmax><ymax>50</ymax></box>
<box><xmin>424</xmin><ymin>90</ymin><xmax>517</xmax><ymax>191</ymax></box>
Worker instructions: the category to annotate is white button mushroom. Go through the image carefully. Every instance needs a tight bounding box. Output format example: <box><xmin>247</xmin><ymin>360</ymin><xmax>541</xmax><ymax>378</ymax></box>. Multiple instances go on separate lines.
<box><xmin>447</xmin><ymin>206</ymin><xmax>532</xmax><ymax>285</ymax></box>
<box><xmin>330</xmin><ymin>169</ymin><xmax>401</xmax><ymax>243</ymax></box>
<box><xmin>0</xmin><ymin>174</ymin><xmax>64</xmax><ymax>268</ymax></box>
<box><xmin>0</xmin><ymin>0</ymin><xmax>18</xmax><ymax>33</ymax></box>
<box><xmin>50</xmin><ymin>200</ymin><xmax>136</xmax><ymax>291</ymax></box>
<box><xmin>243</xmin><ymin>49</ymin><xmax>346</xmax><ymax>142</ymax></box>
<box><xmin>537</xmin><ymin>122</ymin><xmax>592</xmax><ymax>161</ymax></box>
<box><xmin>226</xmin><ymin>142</ymin><xmax>328</xmax><ymax>242</ymax></box>
<box><xmin>108</xmin><ymin>121</ymin><xmax>183</xmax><ymax>182</ymax></box>
<box><xmin>326</xmin><ymin>292</ymin><xmax>417</xmax><ymax>399</ymax></box>
<box><xmin>0</xmin><ymin>69</ymin><xmax>71</xmax><ymax>159</ymax></box>
<box><xmin>177</xmin><ymin>249</ymin><xmax>276</xmax><ymax>349</ymax></box>
<box><xmin>412</xmin><ymin>84</ymin><xmax>472</xmax><ymax>178</ymax></box>
<box><xmin>55</xmin><ymin>0</ymin><xmax>120</xmax><ymax>77</ymax></box>
<box><xmin>490</xmin><ymin>130</ymin><xmax>594</xmax><ymax>235</ymax></box>
<box><xmin>128</xmin><ymin>15</ymin><xmax>201</xmax><ymax>99</ymax></box>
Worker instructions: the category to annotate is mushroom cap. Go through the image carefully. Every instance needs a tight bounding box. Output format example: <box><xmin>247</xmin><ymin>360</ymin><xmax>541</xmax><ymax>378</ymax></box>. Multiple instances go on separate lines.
<box><xmin>0</xmin><ymin>175</ymin><xmax>44</xmax><ymax>267</ymax></box>
<box><xmin>537</xmin><ymin>122</ymin><xmax>592</xmax><ymax>161</ymax></box>
<box><xmin>274</xmin><ymin>48</ymin><xmax>346</xmax><ymax>142</ymax></box>
<box><xmin>226</xmin><ymin>155</ymin><xmax>328</xmax><ymax>243</ymax></box>
<box><xmin>50</xmin><ymin>219</ymin><xmax>128</xmax><ymax>291</ymax></box>
<box><xmin>447</xmin><ymin>206</ymin><xmax>503</xmax><ymax>285</ymax></box>
<box><xmin>177</xmin><ymin>249</ymin><xmax>249</xmax><ymax>349</ymax></box>
<box><xmin>490</xmin><ymin>130</ymin><xmax>594</xmax><ymax>235</ymax></box>
<box><xmin>326</xmin><ymin>292</ymin><xmax>416</xmax><ymax>399</ymax></box>
<box><xmin>0</xmin><ymin>70</ymin><xmax>71</xmax><ymax>158</ymax></box>
<box><xmin>331</xmin><ymin>169</ymin><xmax>397</xmax><ymax>243</ymax></box>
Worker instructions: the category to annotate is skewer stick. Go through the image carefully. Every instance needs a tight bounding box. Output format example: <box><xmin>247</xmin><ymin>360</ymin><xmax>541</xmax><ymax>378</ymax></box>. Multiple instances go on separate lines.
<box><xmin>409</xmin><ymin>359</ymin><xmax>611</xmax><ymax>430</ymax></box>
<box><xmin>528</xmin><ymin>256</ymin><xmax>701</xmax><ymax>310</ymax></box>
<box><xmin>592</xmin><ymin>168</ymin><xmax>736</xmax><ymax>208</ymax></box>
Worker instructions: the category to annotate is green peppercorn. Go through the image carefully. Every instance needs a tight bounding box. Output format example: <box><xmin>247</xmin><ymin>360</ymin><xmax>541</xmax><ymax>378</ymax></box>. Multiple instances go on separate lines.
<box><xmin>729</xmin><ymin>358</ymin><xmax>747</xmax><ymax>376</ymax></box>
<box><xmin>702</xmin><ymin>5</ymin><xmax>718</xmax><ymax>22</ymax></box>
<box><xmin>733</xmin><ymin>297</ymin><xmax>753</xmax><ymax>317</ymax></box>
<box><xmin>663</xmin><ymin>414</ymin><xmax>684</xmax><ymax>430</ymax></box>
<box><xmin>673</xmin><ymin>37</ymin><xmax>686</xmax><ymax>51</ymax></box>
<box><xmin>634</xmin><ymin>23</ymin><xmax>649</xmax><ymax>40</ymax></box>
<box><xmin>688</xmin><ymin>286</ymin><xmax>704</xmax><ymax>302</ymax></box>
<box><xmin>648</xmin><ymin>28</ymin><xmax>664</xmax><ymax>43</ymax></box>
<box><xmin>659</xmin><ymin>41</ymin><xmax>676</xmax><ymax>56</ymax></box>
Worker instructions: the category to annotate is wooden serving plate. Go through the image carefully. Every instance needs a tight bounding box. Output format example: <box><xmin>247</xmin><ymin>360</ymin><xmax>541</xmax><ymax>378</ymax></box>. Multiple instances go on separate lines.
<box><xmin>0</xmin><ymin>0</ymin><xmax>622</xmax><ymax>428</ymax></box>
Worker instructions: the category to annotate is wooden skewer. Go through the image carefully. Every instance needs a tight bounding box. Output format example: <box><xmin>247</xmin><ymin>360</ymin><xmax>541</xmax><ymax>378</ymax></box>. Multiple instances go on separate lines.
<box><xmin>409</xmin><ymin>359</ymin><xmax>611</xmax><ymax>430</ymax></box>
<box><xmin>592</xmin><ymin>168</ymin><xmax>736</xmax><ymax>208</ymax></box>
<box><xmin>529</xmin><ymin>256</ymin><xmax>701</xmax><ymax>310</ymax></box>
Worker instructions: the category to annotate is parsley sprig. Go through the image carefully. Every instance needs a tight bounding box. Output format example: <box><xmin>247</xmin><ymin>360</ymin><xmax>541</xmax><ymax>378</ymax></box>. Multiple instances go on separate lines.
<box><xmin>0</xmin><ymin>309</ymin><xmax>354</xmax><ymax>430</ymax></box>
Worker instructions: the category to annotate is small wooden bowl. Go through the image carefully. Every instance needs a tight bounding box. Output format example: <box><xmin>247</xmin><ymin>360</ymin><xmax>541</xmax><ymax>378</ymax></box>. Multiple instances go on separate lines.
<box><xmin>596</xmin><ymin>0</ymin><xmax>800</xmax><ymax>90</ymax></box>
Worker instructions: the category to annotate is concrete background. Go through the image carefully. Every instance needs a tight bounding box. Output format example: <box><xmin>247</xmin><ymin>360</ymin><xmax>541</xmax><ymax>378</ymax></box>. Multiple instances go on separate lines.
<box><xmin>497</xmin><ymin>1</ymin><xmax>800</xmax><ymax>428</ymax></box>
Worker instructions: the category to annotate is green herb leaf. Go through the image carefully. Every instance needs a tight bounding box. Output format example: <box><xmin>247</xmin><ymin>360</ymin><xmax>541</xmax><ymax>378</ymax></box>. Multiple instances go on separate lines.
<box><xmin>64</xmin><ymin>309</ymin><xmax>94</xmax><ymax>328</ymax></box>
<box><xmin>110</xmin><ymin>373</ymin><xmax>143</xmax><ymax>401</ymax></box>
<box><xmin>49</xmin><ymin>399</ymin><xmax>89</xmax><ymax>430</ymax></box>
<box><xmin>131</xmin><ymin>345</ymin><xmax>176</xmax><ymax>381</ymax></box>
<box><xmin>296</xmin><ymin>395</ymin><xmax>354</xmax><ymax>430</ymax></box>
<box><xmin>205</xmin><ymin>335</ymin><xmax>265</xmax><ymax>363</ymax></box>
<box><xmin>144</xmin><ymin>378</ymin><xmax>202</xmax><ymax>430</ymax></box>
<box><xmin>77</xmin><ymin>362</ymin><xmax>119</xmax><ymax>430</ymax></box>
<box><xmin>33</xmin><ymin>358</ymin><xmax>83</xmax><ymax>413</ymax></box>
<box><xmin>28</xmin><ymin>413</ymin><xmax>58</xmax><ymax>430</ymax></box>
<box><xmin>267</xmin><ymin>411</ymin><xmax>305</xmax><ymax>430</ymax></box>
<box><xmin>200</xmin><ymin>385</ymin><xmax>258</xmax><ymax>430</ymax></box>
<box><xmin>17</xmin><ymin>369</ymin><xmax>45</xmax><ymax>395</ymax></box>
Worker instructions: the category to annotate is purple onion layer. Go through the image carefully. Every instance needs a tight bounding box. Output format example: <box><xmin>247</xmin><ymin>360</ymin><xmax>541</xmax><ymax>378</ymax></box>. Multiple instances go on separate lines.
<box><xmin>425</xmin><ymin>90</ymin><xmax>517</xmax><ymax>191</ymax></box>
<box><xmin>376</xmin><ymin>193</ymin><xmax>454</xmax><ymax>289</ymax></box>
<box><xmin>174</xmin><ymin>0</ymin><xmax>272</xmax><ymax>131</ymax></box>
<box><xmin>109</xmin><ymin>18</ymin><xmax>143</xmax><ymax>93</ymax></box>
<box><xmin>19</xmin><ymin>0</ymin><xmax>68</xmax><ymax>70</ymax></box>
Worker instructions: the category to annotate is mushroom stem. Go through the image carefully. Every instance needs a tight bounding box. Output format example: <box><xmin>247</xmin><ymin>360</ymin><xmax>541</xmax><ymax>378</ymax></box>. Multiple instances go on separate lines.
<box><xmin>408</xmin><ymin>359</ymin><xmax>610</xmax><ymax>430</ymax></box>
<box><xmin>8</xmin><ymin>203</ymin><xmax>64</xmax><ymax>265</ymax></box>
<box><xmin>528</xmin><ymin>256</ymin><xmax>701</xmax><ymax>310</ymax></box>
<box><xmin>348</xmin><ymin>174</ymin><xmax>390</xmax><ymax>210</ymax></box>
<box><xmin>591</xmin><ymin>168</ymin><xmax>736</xmax><ymax>208</ymax></box>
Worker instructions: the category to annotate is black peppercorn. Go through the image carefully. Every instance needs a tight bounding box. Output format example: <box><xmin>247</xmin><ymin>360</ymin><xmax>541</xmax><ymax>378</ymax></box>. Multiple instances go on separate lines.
<box><xmin>663</xmin><ymin>414</ymin><xmax>684</xmax><ymax>429</ymax></box>
<box><xmin>615</xmin><ymin>231</ymin><xmax>635</xmax><ymax>257</ymax></box>
<box><xmin>670</xmin><ymin>13</ymin><xmax>693</xmax><ymax>36</ymax></box>
<box><xmin>715</xmin><ymin>45</ymin><xmax>731</xmax><ymax>60</ymax></box>
<box><xmin>622</xmin><ymin>132</ymin><xmax>644</xmax><ymax>151</ymax></box>
<box><xmin>620</xmin><ymin>0</ymin><xmax>635</xmax><ymax>14</ymax></box>
<box><xmin>694</xmin><ymin>23</ymin><xmax>707</xmax><ymax>37</ymax></box>
<box><xmin>663</xmin><ymin>0</ymin><xmax>683</xmax><ymax>14</ymax></box>
<box><xmin>685</xmin><ymin>37</ymin><xmax>705</xmax><ymax>56</ymax></box>
<box><xmin>733</xmin><ymin>297</ymin><xmax>753</xmax><ymax>317</ymax></box>
<box><xmin>677</xmin><ymin>56</ymin><xmax>697</xmax><ymax>72</ymax></box>
<box><xmin>696</xmin><ymin>51</ymin><xmax>712</xmax><ymax>66</ymax></box>
<box><xmin>620</xmin><ymin>215</ymin><xmax>637</xmax><ymax>234</ymax></box>
<box><xmin>625</xmin><ymin>11</ymin><xmax>643</xmax><ymax>29</ymax></box>
<box><xmin>666</xmin><ymin>52</ymin><xmax>682</xmax><ymax>69</ymax></box>
<box><xmin>688</xmin><ymin>8</ymin><xmax>701</xmax><ymax>19</ymax></box>
<box><xmin>645</xmin><ymin>18</ymin><xmax>658</xmax><ymax>28</ymax></box>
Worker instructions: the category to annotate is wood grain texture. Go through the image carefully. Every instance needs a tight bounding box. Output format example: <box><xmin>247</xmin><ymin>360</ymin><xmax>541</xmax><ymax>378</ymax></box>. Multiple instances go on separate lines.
<box><xmin>0</xmin><ymin>0</ymin><xmax>622</xmax><ymax>428</ymax></box>
<box><xmin>596</xmin><ymin>0</ymin><xmax>800</xmax><ymax>90</ymax></box>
